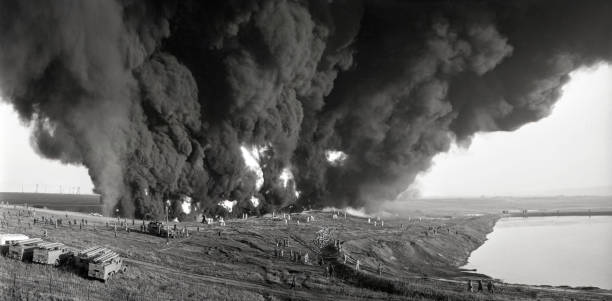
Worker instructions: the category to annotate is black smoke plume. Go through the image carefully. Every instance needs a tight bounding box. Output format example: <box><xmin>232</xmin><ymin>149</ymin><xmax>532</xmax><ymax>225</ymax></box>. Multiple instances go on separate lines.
<box><xmin>0</xmin><ymin>0</ymin><xmax>610</xmax><ymax>217</ymax></box>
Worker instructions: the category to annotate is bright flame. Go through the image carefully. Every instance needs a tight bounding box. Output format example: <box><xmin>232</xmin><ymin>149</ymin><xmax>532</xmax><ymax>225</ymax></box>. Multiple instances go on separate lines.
<box><xmin>218</xmin><ymin>200</ymin><xmax>238</xmax><ymax>212</ymax></box>
<box><xmin>279</xmin><ymin>167</ymin><xmax>294</xmax><ymax>188</ymax></box>
<box><xmin>250</xmin><ymin>196</ymin><xmax>260</xmax><ymax>207</ymax></box>
<box><xmin>181</xmin><ymin>196</ymin><xmax>192</xmax><ymax>214</ymax></box>
<box><xmin>325</xmin><ymin>150</ymin><xmax>347</xmax><ymax>166</ymax></box>
<box><xmin>240</xmin><ymin>145</ymin><xmax>267</xmax><ymax>190</ymax></box>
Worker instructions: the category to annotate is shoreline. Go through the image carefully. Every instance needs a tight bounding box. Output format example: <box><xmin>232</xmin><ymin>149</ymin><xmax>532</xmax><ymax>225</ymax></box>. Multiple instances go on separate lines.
<box><xmin>506</xmin><ymin>210</ymin><xmax>612</xmax><ymax>217</ymax></box>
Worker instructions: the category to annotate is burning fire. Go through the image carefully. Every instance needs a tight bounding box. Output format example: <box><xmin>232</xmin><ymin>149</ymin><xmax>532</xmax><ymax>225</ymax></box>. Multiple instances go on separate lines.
<box><xmin>325</xmin><ymin>150</ymin><xmax>347</xmax><ymax>166</ymax></box>
<box><xmin>250</xmin><ymin>196</ymin><xmax>260</xmax><ymax>207</ymax></box>
<box><xmin>240</xmin><ymin>145</ymin><xmax>267</xmax><ymax>190</ymax></box>
<box><xmin>218</xmin><ymin>200</ymin><xmax>237</xmax><ymax>212</ymax></box>
<box><xmin>279</xmin><ymin>167</ymin><xmax>294</xmax><ymax>188</ymax></box>
<box><xmin>181</xmin><ymin>196</ymin><xmax>192</xmax><ymax>214</ymax></box>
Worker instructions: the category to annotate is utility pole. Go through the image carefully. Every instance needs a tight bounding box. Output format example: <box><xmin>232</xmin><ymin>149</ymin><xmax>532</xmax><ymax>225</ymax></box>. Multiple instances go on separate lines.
<box><xmin>166</xmin><ymin>203</ymin><xmax>170</xmax><ymax>243</ymax></box>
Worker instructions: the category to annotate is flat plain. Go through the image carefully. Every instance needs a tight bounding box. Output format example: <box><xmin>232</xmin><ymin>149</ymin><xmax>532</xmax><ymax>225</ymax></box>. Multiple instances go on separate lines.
<box><xmin>1</xmin><ymin>196</ymin><xmax>612</xmax><ymax>300</ymax></box>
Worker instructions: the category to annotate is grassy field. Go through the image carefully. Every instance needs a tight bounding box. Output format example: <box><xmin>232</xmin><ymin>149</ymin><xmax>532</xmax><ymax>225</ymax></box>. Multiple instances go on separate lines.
<box><xmin>0</xmin><ymin>192</ymin><xmax>102</xmax><ymax>214</ymax></box>
<box><xmin>1</xmin><ymin>203</ymin><xmax>611</xmax><ymax>300</ymax></box>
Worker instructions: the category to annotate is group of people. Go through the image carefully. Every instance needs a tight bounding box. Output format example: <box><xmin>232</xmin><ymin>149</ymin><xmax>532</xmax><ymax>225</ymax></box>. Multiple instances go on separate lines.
<box><xmin>467</xmin><ymin>279</ymin><xmax>495</xmax><ymax>293</ymax></box>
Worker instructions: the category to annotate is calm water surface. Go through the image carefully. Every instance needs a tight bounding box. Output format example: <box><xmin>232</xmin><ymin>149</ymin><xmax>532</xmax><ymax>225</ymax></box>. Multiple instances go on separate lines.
<box><xmin>463</xmin><ymin>216</ymin><xmax>612</xmax><ymax>289</ymax></box>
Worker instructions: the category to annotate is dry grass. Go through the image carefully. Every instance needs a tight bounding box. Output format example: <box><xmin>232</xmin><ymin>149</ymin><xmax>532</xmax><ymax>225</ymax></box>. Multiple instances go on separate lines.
<box><xmin>1</xmin><ymin>204</ymin><xmax>610</xmax><ymax>301</ymax></box>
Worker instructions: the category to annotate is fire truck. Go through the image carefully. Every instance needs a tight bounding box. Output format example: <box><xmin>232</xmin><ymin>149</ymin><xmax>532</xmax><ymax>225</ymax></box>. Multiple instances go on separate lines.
<box><xmin>32</xmin><ymin>242</ymin><xmax>72</xmax><ymax>266</ymax></box>
<box><xmin>8</xmin><ymin>238</ymin><xmax>43</xmax><ymax>261</ymax></box>
<box><xmin>87</xmin><ymin>249</ymin><xmax>127</xmax><ymax>282</ymax></box>
<box><xmin>147</xmin><ymin>221</ymin><xmax>176</xmax><ymax>238</ymax></box>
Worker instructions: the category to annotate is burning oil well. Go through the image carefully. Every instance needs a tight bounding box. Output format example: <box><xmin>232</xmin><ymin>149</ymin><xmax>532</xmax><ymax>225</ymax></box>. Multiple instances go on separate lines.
<box><xmin>0</xmin><ymin>0</ymin><xmax>611</xmax><ymax>219</ymax></box>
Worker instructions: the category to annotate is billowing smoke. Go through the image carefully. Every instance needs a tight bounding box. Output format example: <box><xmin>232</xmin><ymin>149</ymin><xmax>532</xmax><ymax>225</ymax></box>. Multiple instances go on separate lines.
<box><xmin>0</xmin><ymin>0</ymin><xmax>611</xmax><ymax>217</ymax></box>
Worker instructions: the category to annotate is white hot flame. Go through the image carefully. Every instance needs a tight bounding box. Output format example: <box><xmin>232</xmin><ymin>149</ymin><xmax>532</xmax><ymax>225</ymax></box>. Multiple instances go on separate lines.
<box><xmin>250</xmin><ymin>196</ymin><xmax>260</xmax><ymax>207</ymax></box>
<box><xmin>279</xmin><ymin>167</ymin><xmax>294</xmax><ymax>188</ymax></box>
<box><xmin>325</xmin><ymin>150</ymin><xmax>347</xmax><ymax>166</ymax></box>
<box><xmin>240</xmin><ymin>145</ymin><xmax>267</xmax><ymax>190</ymax></box>
<box><xmin>218</xmin><ymin>200</ymin><xmax>238</xmax><ymax>212</ymax></box>
<box><xmin>181</xmin><ymin>196</ymin><xmax>192</xmax><ymax>214</ymax></box>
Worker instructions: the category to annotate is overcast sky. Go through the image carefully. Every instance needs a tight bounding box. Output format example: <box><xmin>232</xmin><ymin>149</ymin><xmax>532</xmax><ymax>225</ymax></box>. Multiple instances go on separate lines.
<box><xmin>416</xmin><ymin>64</ymin><xmax>612</xmax><ymax>197</ymax></box>
<box><xmin>0</xmin><ymin>65</ymin><xmax>611</xmax><ymax>197</ymax></box>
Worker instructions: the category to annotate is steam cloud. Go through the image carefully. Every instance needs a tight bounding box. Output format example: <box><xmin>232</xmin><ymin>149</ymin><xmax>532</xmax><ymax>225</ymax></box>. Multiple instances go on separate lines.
<box><xmin>0</xmin><ymin>0</ymin><xmax>610</xmax><ymax>218</ymax></box>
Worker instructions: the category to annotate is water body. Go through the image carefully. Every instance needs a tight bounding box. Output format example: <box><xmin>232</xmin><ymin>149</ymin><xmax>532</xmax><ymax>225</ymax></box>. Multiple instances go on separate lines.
<box><xmin>463</xmin><ymin>216</ymin><xmax>612</xmax><ymax>289</ymax></box>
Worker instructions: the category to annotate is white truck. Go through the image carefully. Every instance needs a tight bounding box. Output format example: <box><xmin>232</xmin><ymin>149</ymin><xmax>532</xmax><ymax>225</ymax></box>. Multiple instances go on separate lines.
<box><xmin>7</xmin><ymin>238</ymin><xmax>43</xmax><ymax>261</ymax></box>
<box><xmin>86</xmin><ymin>249</ymin><xmax>127</xmax><ymax>282</ymax></box>
<box><xmin>0</xmin><ymin>234</ymin><xmax>29</xmax><ymax>256</ymax></box>
<box><xmin>32</xmin><ymin>242</ymin><xmax>71</xmax><ymax>266</ymax></box>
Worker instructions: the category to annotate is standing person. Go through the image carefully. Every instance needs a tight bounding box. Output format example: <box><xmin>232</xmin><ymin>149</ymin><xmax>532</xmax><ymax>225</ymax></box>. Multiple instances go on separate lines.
<box><xmin>477</xmin><ymin>280</ymin><xmax>483</xmax><ymax>292</ymax></box>
<box><xmin>290</xmin><ymin>275</ymin><xmax>296</xmax><ymax>289</ymax></box>
<box><xmin>467</xmin><ymin>280</ymin><xmax>473</xmax><ymax>292</ymax></box>
<box><xmin>487</xmin><ymin>281</ymin><xmax>494</xmax><ymax>293</ymax></box>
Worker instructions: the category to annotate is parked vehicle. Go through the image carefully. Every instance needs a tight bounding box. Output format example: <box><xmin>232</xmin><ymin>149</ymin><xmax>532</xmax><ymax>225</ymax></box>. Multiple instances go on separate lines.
<box><xmin>32</xmin><ymin>242</ymin><xmax>72</xmax><ymax>266</ymax></box>
<box><xmin>87</xmin><ymin>250</ymin><xmax>127</xmax><ymax>282</ymax></box>
<box><xmin>8</xmin><ymin>238</ymin><xmax>44</xmax><ymax>261</ymax></box>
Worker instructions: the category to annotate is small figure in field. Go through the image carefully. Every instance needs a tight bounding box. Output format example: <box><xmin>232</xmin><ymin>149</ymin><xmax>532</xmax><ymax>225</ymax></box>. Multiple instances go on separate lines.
<box><xmin>487</xmin><ymin>280</ymin><xmax>494</xmax><ymax>293</ymax></box>
<box><xmin>290</xmin><ymin>275</ymin><xmax>296</xmax><ymax>289</ymax></box>
<box><xmin>328</xmin><ymin>263</ymin><xmax>334</xmax><ymax>278</ymax></box>
<box><xmin>325</xmin><ymin>265</ymin><xmax>330</xmax><ymax>278</ymax></box>
<box><xmin>378</xmin><ymin>263</ymin><xmax>382</xmax><ymax>276</ymax></box>
<box><xmin>355</xmin><ymin>259</ymin><xmax>360</xmax><ymax>271</ymax></box>
<box><xmin>477</xmin><ymin>280</ymin><xmax>483</xmax><ymax>292</ymax></box>
<box><xmin>467</xmin><ymin>280</ymin><xmax>473</xmax><ymax>292</ymax></box>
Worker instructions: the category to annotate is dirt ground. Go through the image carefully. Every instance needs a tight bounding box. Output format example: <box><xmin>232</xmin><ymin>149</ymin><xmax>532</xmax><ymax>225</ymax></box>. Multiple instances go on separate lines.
<box><xmin>1</xmin><ymin>204</ymin><xmax>611</xmax><ymax>300</ymax></box>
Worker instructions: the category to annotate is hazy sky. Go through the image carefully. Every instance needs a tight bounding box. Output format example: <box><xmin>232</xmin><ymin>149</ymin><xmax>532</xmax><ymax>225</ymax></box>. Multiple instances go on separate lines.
<box><xmin>416</xmin><ymin>64</ymin><xmax>612</xmax><ymax>197</ymax></box>
<box><xmin>0</xmin><ymin>106</ymin><xmax>94</xmax><ymax>194</ymax></box>
<box><xmin>0</xmin><ymin>65</ymin><xmax>611</xmax><ymax>196</ymax></box>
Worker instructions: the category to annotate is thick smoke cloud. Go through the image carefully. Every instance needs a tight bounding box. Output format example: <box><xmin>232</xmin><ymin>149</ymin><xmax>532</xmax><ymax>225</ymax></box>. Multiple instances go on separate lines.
<box><xmin>0</xmin><ymin>0</ymin><xmax>610</xmax><ymax>217</ymax></box>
